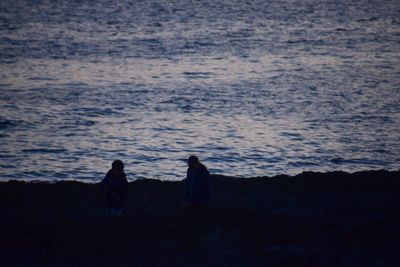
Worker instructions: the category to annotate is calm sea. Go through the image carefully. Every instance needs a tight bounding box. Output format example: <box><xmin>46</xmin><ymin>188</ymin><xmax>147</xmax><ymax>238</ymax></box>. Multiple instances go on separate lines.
<box><xmin>0</xmin><ymin>0</ymin><xmax>399</xmax><ymax>181</ymax></box>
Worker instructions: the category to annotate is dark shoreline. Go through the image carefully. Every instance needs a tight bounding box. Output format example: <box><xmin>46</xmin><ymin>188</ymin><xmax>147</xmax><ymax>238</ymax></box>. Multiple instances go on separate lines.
<box><xmin>1</xmin><ymin>170</ymin><xmax>399</xmax><ymax>266</ymax></box>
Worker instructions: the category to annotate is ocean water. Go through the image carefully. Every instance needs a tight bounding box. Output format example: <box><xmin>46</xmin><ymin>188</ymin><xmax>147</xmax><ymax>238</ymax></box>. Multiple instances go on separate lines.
<box><xmin>0</xmin><ymin>0</ymin><xmax>399</xmax><ymax>181</ymax></box>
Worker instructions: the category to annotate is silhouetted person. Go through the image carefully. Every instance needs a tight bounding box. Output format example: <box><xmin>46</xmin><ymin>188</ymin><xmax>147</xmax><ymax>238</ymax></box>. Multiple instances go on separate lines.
<box><xmin>101</xmin><ymin>160</ymin><xmax>128</xmax><ymax>216</ymax></box>
<box><xmin>184</xmin><ymin>155</ymin><xmax>211</xmax><ymax>207</ymax></box>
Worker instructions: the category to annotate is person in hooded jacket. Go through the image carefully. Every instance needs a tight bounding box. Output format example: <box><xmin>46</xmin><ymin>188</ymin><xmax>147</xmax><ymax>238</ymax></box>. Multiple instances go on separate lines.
<box><xmin>101</xmin><ymin>160</ymin><xmax>128</xmax><ymax>215</ymax></box>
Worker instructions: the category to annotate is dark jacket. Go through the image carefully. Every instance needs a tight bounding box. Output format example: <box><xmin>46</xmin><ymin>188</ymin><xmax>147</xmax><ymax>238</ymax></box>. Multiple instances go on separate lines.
<box><xmin>184</xmin><ymin>164</ymin><xmax>211</xmax><ymax>205</ymax></box>
<box><xmin>101</xmin><ymin>169</ymin><xmax>128</xmax><ymax>208</ymax></box>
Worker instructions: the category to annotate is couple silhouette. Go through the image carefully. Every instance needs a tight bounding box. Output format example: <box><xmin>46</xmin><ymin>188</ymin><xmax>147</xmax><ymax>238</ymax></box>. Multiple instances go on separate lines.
<box><xmin>101</xmin><ymin>155</ymin><xmax>211</xmax><ymax>215</ymax></box>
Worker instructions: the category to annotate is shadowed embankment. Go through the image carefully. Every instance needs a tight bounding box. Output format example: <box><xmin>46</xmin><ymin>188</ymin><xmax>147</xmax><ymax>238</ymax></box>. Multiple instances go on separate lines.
<box><xmin>0</xmin><ymin>170</ymin><xmax>399</xmax><ymax>267</ymax></box>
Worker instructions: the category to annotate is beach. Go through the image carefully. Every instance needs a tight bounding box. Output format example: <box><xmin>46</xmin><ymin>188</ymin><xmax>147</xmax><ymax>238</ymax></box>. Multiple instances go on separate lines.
<box><xmin>1</xmin><ymin>170</ymin><xmax>399</xmax><ymax>266</ymax></box>
<box><xmin>1</xmin><ymin>1</ymin><xmax>399</xmax><ymax>266</ymax></box>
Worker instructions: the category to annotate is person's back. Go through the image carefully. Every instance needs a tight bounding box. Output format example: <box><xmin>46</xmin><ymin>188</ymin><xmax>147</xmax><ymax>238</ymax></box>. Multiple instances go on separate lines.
<box><xmin>184</xmin><ymin>156</ymin><xmax>211</xmax><ymax>207</ymax></box>
<box><xmin>101</xmin><ymin>160</ymin><xmax>128</xmax><ymax>215</ymax></box>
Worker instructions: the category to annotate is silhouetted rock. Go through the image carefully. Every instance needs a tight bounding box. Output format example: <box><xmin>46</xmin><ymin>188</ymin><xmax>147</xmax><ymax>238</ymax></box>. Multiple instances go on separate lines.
<box><xmin>0</xmin><ymin>170</ymin><xmax>399</xmax><ymax>266</ymax></box>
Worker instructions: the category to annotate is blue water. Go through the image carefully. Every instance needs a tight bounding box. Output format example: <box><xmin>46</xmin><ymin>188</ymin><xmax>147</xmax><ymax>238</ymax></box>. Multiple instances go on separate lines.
<box><xmin>0</xmin><ymin>0</ymin><xmax>399</xmax><ymax>181</ymax></box>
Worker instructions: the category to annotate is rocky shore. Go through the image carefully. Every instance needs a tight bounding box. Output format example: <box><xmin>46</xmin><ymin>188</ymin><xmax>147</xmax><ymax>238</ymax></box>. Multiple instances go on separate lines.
<box><xmin>1</xmin><ymin>170</ymin><xmax>399</xmax><ymax>266</ymax></box>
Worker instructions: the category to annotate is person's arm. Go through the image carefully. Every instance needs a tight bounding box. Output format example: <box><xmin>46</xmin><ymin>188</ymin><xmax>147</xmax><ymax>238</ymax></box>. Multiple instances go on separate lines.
<box><xmin>184</xmin><ymin>169</ymin><xmax>192</xmax><ymax>202</ymax></box>
<box><xmin>100</xmin><ymin>171</ymin><xmax>111</xmax><ymax>187</ymax></box>
<box><xmin>121</xmin><ymin>175</ymin><xmax>128</xmax><ymax>198</ymax></box>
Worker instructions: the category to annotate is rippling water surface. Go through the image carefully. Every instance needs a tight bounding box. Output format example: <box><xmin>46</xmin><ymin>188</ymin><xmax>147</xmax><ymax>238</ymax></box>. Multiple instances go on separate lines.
<box><xmin>0</xmin><ymin>0</ymin><xmax>399</xmax><ymax>181</ymax></box>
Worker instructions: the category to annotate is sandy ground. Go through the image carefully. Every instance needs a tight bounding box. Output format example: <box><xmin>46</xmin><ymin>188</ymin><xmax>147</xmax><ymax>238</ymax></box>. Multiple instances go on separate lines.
<box><xmin>0</xmin><ymin>170</ymin><xmax>399</xmax><ymax>267</ymax></box>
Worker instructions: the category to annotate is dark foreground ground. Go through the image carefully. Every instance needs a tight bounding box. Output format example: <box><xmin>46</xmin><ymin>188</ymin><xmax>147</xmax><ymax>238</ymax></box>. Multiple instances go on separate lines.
<box><xmin>0</xmin><ymin>170</ymin><xmax>399</xmax><ymax>267</ymax></box>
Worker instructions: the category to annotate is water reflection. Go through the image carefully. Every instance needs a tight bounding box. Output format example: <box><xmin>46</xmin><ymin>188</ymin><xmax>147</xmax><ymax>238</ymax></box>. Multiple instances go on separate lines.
<box><xmin>0</xmin><ymin>0</ymin><xmax>399</xmax><ymax>181</ymax></box>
